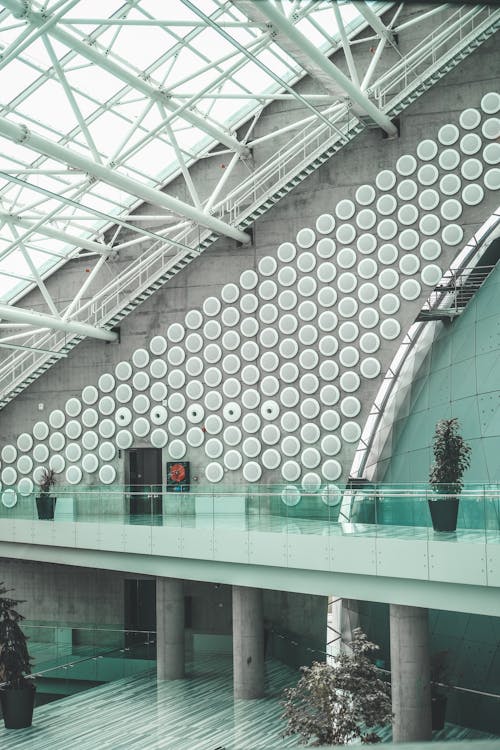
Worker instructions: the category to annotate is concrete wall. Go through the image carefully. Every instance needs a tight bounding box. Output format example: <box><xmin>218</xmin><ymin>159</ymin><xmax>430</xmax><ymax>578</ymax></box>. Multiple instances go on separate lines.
<box><xmin>0</xmin><ymin>8</ymin><xmax>498</xmax><ymax>502</ymax></box>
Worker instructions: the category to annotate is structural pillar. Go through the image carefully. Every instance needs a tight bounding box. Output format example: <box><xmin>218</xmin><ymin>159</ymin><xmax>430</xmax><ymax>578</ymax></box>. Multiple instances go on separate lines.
<box><xmin>232</xmin><ymin>585</ymin><xmax>264</xmax><ymax>699</ymax></box>
<box><xmin>390</xmin><ymin>604</ymin><xmax>432</xmax><ymax>742</ymax></box>
<box><xmin>156</xmin><ymin>577</ymin><xmax>184</xmax><ymax>680</ymax></box>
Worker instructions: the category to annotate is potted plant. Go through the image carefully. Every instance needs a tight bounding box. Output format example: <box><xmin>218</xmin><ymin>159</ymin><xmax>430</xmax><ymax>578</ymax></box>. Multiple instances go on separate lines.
<box><xmin>0</xmin><ymin>583</ymin><xmax>35</xmax><ymax>729</ymax></box>
<box><xmin>430</xmin><ymin>650</ymin><xmax>449</xmax><ymax>731</ymax></box>
<box><xmin>428</xmin><ymin>417</ymin><xmax>471</xmax><ymax>532</ymax></box>
<box><xmin>36</xmin><ymin>467</ymin><xmax>56</xmax><ymax>520</ymax></box>
<box><xmin>281</xmin><ymin>628</ymin><xmax>392</xmax><ymax>745</ymax></box>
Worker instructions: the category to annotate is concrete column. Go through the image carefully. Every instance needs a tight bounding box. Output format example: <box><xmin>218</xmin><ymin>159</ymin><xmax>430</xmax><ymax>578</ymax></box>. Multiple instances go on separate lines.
<box><xmin>390</xmin><ymin>604</ymin><xmax>432</xmax><ymax>743</ymax></box>
<box><xmin>232</xmin><ymin>585</ymin><xmax>264</xmax><ymax>699</ymax></box>
<box><xmin>156</xmin><ymin>577</ymin><xmax>184</xmax><ymax>680</ymax></box>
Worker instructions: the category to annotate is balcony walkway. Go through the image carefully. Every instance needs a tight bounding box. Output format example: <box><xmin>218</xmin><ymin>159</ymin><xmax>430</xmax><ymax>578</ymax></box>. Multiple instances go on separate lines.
<box><xmin>1</xmin><ymin>497</ymin><xmax>500</xmax><ymax>617</ymax></box>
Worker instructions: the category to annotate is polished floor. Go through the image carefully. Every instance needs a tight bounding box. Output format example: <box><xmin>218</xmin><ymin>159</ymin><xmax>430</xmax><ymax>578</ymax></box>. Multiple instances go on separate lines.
<box><xmin>1</xmin><ymin>655</ymin><xmax>498</xmax><ymax>749</ymax></box>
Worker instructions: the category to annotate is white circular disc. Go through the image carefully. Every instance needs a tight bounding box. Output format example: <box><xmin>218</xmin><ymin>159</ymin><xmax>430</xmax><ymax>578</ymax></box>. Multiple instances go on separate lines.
<box><xmin>33</xmin><ymin>444</ymin><xmax>49</xmax><ymax>463</ymax></box>
<box><xmin>399</xmin><ymin>229</ymin><xmax>419</xmax><ymax>251</ymax></box>
<box><xmin>358</xmin><ymin>258</ymin><xmax>377</xmax><ymax>280</ymax></box>
<box><xmin>438</xmin><ymin>148</ymin><xmax>460</xmax><ymax>171</ymax></box>
<box><xmin>205</xmin><ymin>438</ymin><xmax>223</xmax><ymax>459</ymax></box>
<box><xmin>319</xmin><ymin>335</ymin><xmax>339</xmax><ymax>357</ymax></box>
<box><xmin>133</xmin><ymin>371</ymin><xmax>151</xmax><ymax>391</ymax></box>
<box><xmin>316</xmin><ymin>237</ymin><xmax>336</xmax><ymax>259</ymax></box>
<box><xmin>321</xmin><ymin>484</ymin><xmax>342</xmax><ymax>506</ymax></box>
<box><xmin>339</xmin><ymin>371</ymin><xmax>360</xmax><ymax>393</ymax></box>
<box><xmin>320</xmin><ymin>384</ymin><xmax>340</xmax><ymax>405</ymax></box>
<box><xmin>337</xmin><ymin>248</ymin><xmax>356</xmax><ymax>269</ymax></box>
<box><xmin>98</xmin><ymin>396</ymin><xmax>115</xmax><ymax>417</ymax></box>
<box><xmin>203</xmin><ymin>296</ymin><xmax>222</xmax><ymax>316</ymax></box>
<box><xmin>420</xmin><ymin>239</ymin><xmax>441</xmax><ymax>261</ymax></box>
<box><xmin>441</xmin><ymin>199</ymin><xmax>462</xmax><ymax>221</ymax></box>
<box><xmin>297</xmin><ymin>252</ymin><xmax>316</xmax><ymax>273</ymax></box>
<box><xmin>341</xmin><ymin>421</ymin><xmax>362</xmax><ymax>443</ymax></box>
<box><xmin>341</xmin><ymin>396</ymin><xmax>361</xmax><ymax>418</ymax></box>
<box><xmin>379</xmin><ymin>268</ymin><xmax>399</xmax><ymax>289</ymax></box>
<box><xmin>17</xmin><ymin>455</ymin><xmax>32</xmax><ymax>474</ymax></box>
<box><xmin>355</xmin><ymin>184</ymin><xmax>375</xmax><ymax>205</ymax></box>
<box><xmin>301</xmin><ymin>447</ymin><xmax>321</xmax><ymax>470</ymax></box>
<box><xmin>399</xmin><ymin>253</ymin><xmax>420</xmax><ymax>275</ymax></box>
<box><xmin>203</xmin><ymin>320</ymin><xmax>221</xmax><ymax>341</ymax></box>
<box><xmin>18</xmin><ymin>478</ymin><xmax>34</xmax><ymax>497</ymax></box>
<box><xmin>380</xmin><ymin>318</ymin><xmax>401</xmax><ymax>340</ymax></box>
<box><xmin>282</xmin><ymin>436</ymin><xmax>301</xmax><ymax>458</ymax></box>
<box><xmin>299</xmin><ymin>349</ymin><xmax>319</xmax><ymax>370</ymax></box>
<box><xmin>242</xmin><ymin>437</ymin><xmax>261</xmax><ymax>458</ymax></box>
<box><xmin>359</xmin><ymin>307</ymin><xmax>379</xmax><ymax>329</ymax></box>
<box><xmin>49</xmin><ymin>409</ymin><xmax>65</xmax><ymax>429</ymax></box>
<box><xmin>357</xmin><ymin>233</ymin><xmax>377</xmax><ymax>255</ymax></box>
<box><xmin>299</xmin><ymin>373</ymin><xmax>319</xmax><ymax>395</ymax></box>
<box><xmin>416</xmin><ymin>139</ymin><xmax>438</xmax><ymax>161</ymax></box>
<box><xmin>33</xmin><ymin>421</ymin><xmax>49</xmax><ymax>441</ymax></box>
<box><xmin>281</xmin><ymin>460</ymin><xmax>301</xmax><ymax>482</ymax></box>
<box><xmin>297</xmin><ymin>276</ymin><xmax>317</xmax><ymax>297</ymax></box>
<box><xmin>115</xmin><ymin>384</ymin><xmax>133</xmax><ymax>404</ymax></box>
<box><xmin>481</xmin><ymin>92</ymin><xmax>500</xmax><ymax>115</ymax></box>
<box><xmin>297</xmin><ymin>227</ymin><xmax>316</xmax><ymax>249</ymax></box>
<box><xmin>167</xmin><ymin>323</ymin><xmax>185</xmax><ymax>344</ymax></box>
<box><xmin>150</xmin><ymin>405</ymin><xmax>168</xmax><ymax>426</ymax></box>
<box><xmin>316</xmin><ymin>213</ymin><xmax>336</xmax><ymax>234</ymax></box>
<box><xmin>321</xmin><ymin>410</ymin><xmax>340</xmax><ymax>432</ymax></box>
<box><xmin>240</xmin><ymin>293</ymin><xmax>259</xmax><ymax>314</ymax></box>
<box><xmin>357</xmin><ymin>283</ymin><xmax>378</xmax><ymax>305</ymax></box>
<box><xmin>459</xmin><ymin>108</ymin><xmax>481</xmax><ymax>130</ymax></box>
<box><xmin>261</xmin><ymin>399</ymin><xmax>279</xmax><ymax>421</ymax></box>
<box><xmin>98</xmin><ymin>441</ymin><xmax>115</xmax><ymax>462</ymax></box>
<box><xmin>66</xmin><ymin>465</ymin><xmax>82</xmax><ymax>485</ymax></box>
<box><xmin>360</xmin><ymin>357</ymin><xmax>381</xmax><ymax>379</ymax></box>
<box><xmin>260</xmin><ymin>351</ymin><xmax>279</xmax><ymax>373</ymax></box>
<box><xmin>205</xmin><ymin>390</ymin><xmax>223</xmax><ymax>411</ymax></box>
<box><xmin>222</xmin><ymin>330</ymin><xmax>241</xmax><ymax>351</ymax></box>
<box><xmin>319</xmin><ymin>360</ymin><xmax>339</xmax><ymax>381</ymax></box>
<box><xmin>133</xmin><ymin>417</ymin><xmax>150</xmax><ymax>438</ymax></box>
<box><xmin>462</xmin><ymin>184</ymin><xmax>484</xmax><ymax>206</ymax></box>
<box><xmin>398</xmin><ymin>205</ymin><xmax>419</xmax><ymax>226</ymax></box>
<box><xmin>278</xmin><ymin>290</ymin><xmax>297</xmax><ymax>312</ymax></box>
<box><xmin>377</xmin><ymin>243</ymin><xmax>398</xmax><ymax>265</ymax></box>
<box><xmin>150</xmin><ymin>335</ymin><xmax>167</xmax><ymax>356</ymax></box>
<box><xmin>322</xmin><ymin>461</ymin><xmax>342</xmax><ymax>482</ymax></box>
<box><xmin>224</xmin><ymin>450</ymin><xmax>243</xmax><ymax>471</ymax></box>
<box><xmin>260</xmin><ymin>375</ymin><xmax>280</xmax><ymax>397</ymax></box>
<box><xmin>259</xmin><ymin>303</ymin><xmax>279</xmax><ymax>325</ymax></box>
<box><xmin>300</xmin><ymin>423</ymin><xmax>320</xmax><ymax>445</ymax></box>
<box><xmin>396</xmin><ymin>154</ymin><xmax>417</xmax><ymax>176</ymax></box>
<box><xmin>222</xmin><ymin>353</ymin><xmax>241</xmax><ymax>374</ymax></box>
<box><xmin>116</xmin><ymin>429</ymin><xmax>133</xmax><ymax>449</ymax></box>
<box><xmin>482</xmin><ymin>117</ymin><xmax>500</xmax><ymax>140</ymax></box>
<box><xmin>483</xmin><ymin>142</ymin><xmax>500</xmax><ymax>165</ymax></box>
<box><xmin>280</xmin><ymin>388</ymin><xmax>300</xmax><ymax>409</ymax></box>
<box><xmin>460</xmin><ymin>133</ymin><xmax>482</xmax><ymax>156</ymax></box>
<box><xmin>356</xmin><ymin>209</ymin><xmax>376</xmax><ymax>230</ymax></box>
<box><xmin>379</xmin><ymin>293</ymin><xmax>400</xmax><ymax>315</ymax></box>
<box><xmin>169</xmin><ymin>439</ymin><xmax>186</xmax><ymax>460</ymax></box>
<box><xmin>148</xmin><ymin>427</ymin><xmax>168</xmax><ymax>448</ymax></box>
<box><xmin>300</xmin><ymin>397</ymin><xmax>320</xmax><ymax>419</ymax></box>
<box><xmin>223</xmin><ymin>425</ymin><xmax>242</xmax><ymax>446</ymax></box>
<box><xmin>336</xmin><ymin>223</ymin><xmax>356</xmax><ymax>245</ymax></box>
<box><xmin>336</xmin><ymin>199</ymin><xmax>355</xmax><ymax>220</ymax></box>
<box><xmin>223</xmin><ymin>402</ymin><xmax>241</xmax><ymax>423</ymax></box>
<box><xmin>421</xmin><ymin>264</ymin><xmax>443</xmax><ymax>287</ymax></box>
<box><xmin>337</xmin><ymin>272</ymin><xmax>357</xmax><ymax>294</ymax></box>
<box><xmin>377</xmin><ymin>219</ymin><xmax>398</xmax><ymax>241</ymax></box>
<box><xmin>242</xmin><ymin>461</ymin><xmax>262</xmax><ymax>483</ymax></box>
<box><xmin>98</xmin><ymin>419</ymin><xmax>115</xmax><ymax>439</ymax></box>
<box><xmin>240</xmin><ymin>317</ymin><xmax>259</xmax><ymax>338</ymax></box>
<box><xmin>281</xmin><ymin>486</ymin><xmax>301</xmax><ymax>507</ymax></box>
<box><xmin>376</xmin><ymin>169</ymin><xmax>396</xmax><ymax>190</ymax></box>
<box><xmin>438</xmin><ymin>123</ymin><xmax>459</xmax><ymax>146</ymax></box>
<box><xmin>277</xmin><ymin>242</ymin><xmax>296</xmax><ymax>263</ymax></box>
<box><xmin>205</xmin><ymin>414</ymin><xmax>223</xmax><ymax>435</ymax></box>
<box><xmin>167</xmin><ymin>346</ymin><xmax>185</xmax><ymax>367</ymax></box>
<box><xmin>417</xmin><ymin>164</ymin><xmax>438</xmax><ymax>186</ymax></box>
<box><xmin>302</xmin><ymin>472</ymin><xmax>322</xmax><ymax>492</ymax></box>
<box><xmin>400</xmin><ymin>278</ymin><xmax>421</xmax><ymax>300</ymax></box>
<box><xmin>442</xmin><ymin>224</ymin><xmax>464</xmax><ymax>246</ymax></box>
<box><xmin>241</xmin><ymin>365</ymin><xmax>260</xmax><ymax>385</ymax></box>
<box><xmin>242</xmin><ymin>413</ymin><xmax>261</xmax><ymax>434</ymax></box>
<box><xmin>340</xmin><ymin>346</ymin><xmax>360</xmax><ymax>368</ymax></box>
<box><xmin>221</xmin><ymin>283</ymin><xmax>239</xmax><ymax>304</ymax></box>
<box><xmin>419</xmin><ymin>213</ymin><xmax>443</xmax><ymax>236</ymax></box>
<box><xmin>484</xmin><ymin>167</ymin><xmax>500</xmax><ymax>191</ymax></box>
<box><xmin>186</xmin><ymin>332</ymin><xmax>203</xmax><ymax>353</ymax></box>
<box><xmin>439</xmin><ymin>173</ymin><xmax>461</xmax><ymax>196</ymax></box>
<box><xmin>461</xmin><ymin>158</ymin><xmax>483</xmax><ymax>181</ymax></box>
<box><xmin>262</xmin><ymin>446</ymin><xmax>281</xmax><ymax>468</ymax></box>
<box><xmin>376</xmin><ymin>194</ymin><xmax>397</xmax><ymax>216</ymax></box>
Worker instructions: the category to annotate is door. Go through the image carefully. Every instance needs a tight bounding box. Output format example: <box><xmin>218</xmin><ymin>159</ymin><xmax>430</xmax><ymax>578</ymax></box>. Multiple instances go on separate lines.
<box><xmin>124</xmin><ymin>579</ymin><xmax>156</xmax><ymax>655</ymax></box>
<box><xmin>127</xmin><ymin>448</ymin><xmax>162</xmax><ymax>518</ymax></box>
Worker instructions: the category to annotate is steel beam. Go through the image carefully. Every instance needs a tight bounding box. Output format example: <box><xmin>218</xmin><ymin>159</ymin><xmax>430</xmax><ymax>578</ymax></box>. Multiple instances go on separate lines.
<box><xmin>0</xmin><ymin>118</ymin><xmax>250</xmax><ymax>244</ymax></box>
<box><xmin>244</xmin><ymin>0</ymin><xmax>398</xmax><ymax>137</ymax></box>
<box><xmin>0</xmin><ymin>304</ymin><xmax>118</xmax><ymax>342</ymax></box>
<box><xmin>1</xmin><ymin>0</ymin><xmax>247</xmax><ymax>155</ymax></box>
<box><xmin>0</xmin><ymin>212</ymin><xmax>110</xmax><ymax>255</ymax></box>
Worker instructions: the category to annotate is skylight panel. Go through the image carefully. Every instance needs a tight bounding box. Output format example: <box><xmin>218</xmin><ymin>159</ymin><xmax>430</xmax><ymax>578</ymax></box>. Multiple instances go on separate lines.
<box><xmin>0</xmin><ymin>59</ymin><xmax>40</xmax><ymax>103</ymax></box>
<box><xmin>15</xmin><ymin>79</ymin><xmax>81</xmax><ymax>134</ymax></box>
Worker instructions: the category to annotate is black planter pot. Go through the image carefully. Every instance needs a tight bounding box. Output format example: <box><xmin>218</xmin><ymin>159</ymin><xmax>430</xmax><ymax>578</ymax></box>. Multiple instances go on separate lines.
<box><xmin>431</xmin><ymin>693</ymin><xmax>447</xmax><ymax>731</ymax></box>
<box><xmin>36</xmin><ymin>495</ymin><xmax>56</xmax><ymax>520</ymax></box>
<box><xmin>0</xmin><ymin>684</ymin><xmax>36</xmax><ymax>729</ymax></box>
<box><xmin>428</xmin><ymin>497</ymin><xmax>459</xmax><ymax>532</ymax></box>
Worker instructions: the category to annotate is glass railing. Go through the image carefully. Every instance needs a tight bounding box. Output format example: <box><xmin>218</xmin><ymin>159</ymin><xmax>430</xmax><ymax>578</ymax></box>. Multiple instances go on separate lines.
<box><xmin>0</xmin><ymin>624</ymin><xmax>156</xmax><ymax>705</ymax></box>
<box><xmin>1</xmin><ymin>482</ymin><xmax>500</xmax><ymax>541</ymax></box>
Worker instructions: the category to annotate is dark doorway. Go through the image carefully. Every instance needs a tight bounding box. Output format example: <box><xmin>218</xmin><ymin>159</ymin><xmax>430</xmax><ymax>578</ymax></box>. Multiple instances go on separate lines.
<box><xmin>127</xmin><ymin>448</ymin><xmax>162</xmax><ymax>519</ymax></box>
<box><xmin>124</xmin><ymin>579</ymin><xmax>156</xmax><ymax>655</ymax></box>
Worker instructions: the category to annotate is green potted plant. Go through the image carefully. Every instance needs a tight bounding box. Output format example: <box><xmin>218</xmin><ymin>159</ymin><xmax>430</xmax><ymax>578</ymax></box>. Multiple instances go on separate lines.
<box><xmin>36</xmin><ymin>467</ymin><xmax>56</xmax><ymax>520</ymax></box>
<box><xmin>281</xmin><ymin>628</ymin><xmax>392</xmax><ymax>745</ymax></box>
<box><xmin>428</xmin><ymin>417</ymin><xmax>471</xmax><ymax>532</ymax></box>
<box><xmin>0</xmin><ymin>583</ymin><xmax>35</xmax><ymax>729</ymax></box>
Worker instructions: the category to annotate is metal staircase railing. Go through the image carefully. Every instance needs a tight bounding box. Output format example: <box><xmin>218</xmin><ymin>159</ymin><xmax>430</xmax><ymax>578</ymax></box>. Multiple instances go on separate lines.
<box><xmin>417</xmin><ymin>265</ymin><xmax>496</xmax><ymax>321</ymax></box>
<box><xmin>0</xmin><ymin>4</ymin><xmax>498</xmax><ymax>408</ymax></box>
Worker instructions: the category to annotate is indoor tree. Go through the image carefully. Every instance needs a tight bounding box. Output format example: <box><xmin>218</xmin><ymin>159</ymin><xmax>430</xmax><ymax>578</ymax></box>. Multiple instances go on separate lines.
<box><xmin>281</xmin><ymin>628</ymin><xmax>392</xmax><ymax>745</ymax></box>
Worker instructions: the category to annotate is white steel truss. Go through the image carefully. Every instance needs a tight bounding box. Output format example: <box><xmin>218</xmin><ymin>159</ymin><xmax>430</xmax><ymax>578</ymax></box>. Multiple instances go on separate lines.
<box><xmin>0</xmin><ymin>1</ymin><xmax>498</xmax><ymax>404</ymax></box>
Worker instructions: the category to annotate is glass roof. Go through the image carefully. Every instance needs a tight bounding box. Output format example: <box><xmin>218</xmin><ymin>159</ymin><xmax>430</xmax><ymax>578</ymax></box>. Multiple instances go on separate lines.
<box><xmin>0</xmin><ymin>0</ymin><xmax>374</xmax><ymax>304</ymax></box>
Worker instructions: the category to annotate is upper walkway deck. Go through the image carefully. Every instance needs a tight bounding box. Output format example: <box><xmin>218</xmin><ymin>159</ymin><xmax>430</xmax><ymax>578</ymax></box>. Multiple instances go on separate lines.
<box><xmin>1</xmin><ymin>483</ymin><xmax>499</xmax><ymax>616</ymax></box>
